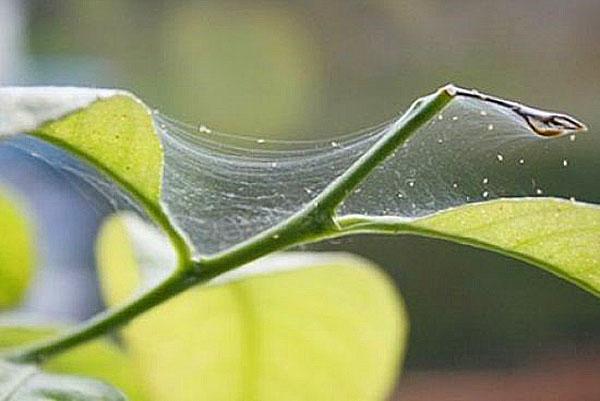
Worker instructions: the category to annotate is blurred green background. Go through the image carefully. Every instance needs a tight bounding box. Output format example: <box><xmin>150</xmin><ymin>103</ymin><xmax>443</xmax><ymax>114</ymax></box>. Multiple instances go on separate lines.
<box><xmin>0</xmin><ymin>0</ymin><xmax>599</xmax><ymax>399</ymax></box>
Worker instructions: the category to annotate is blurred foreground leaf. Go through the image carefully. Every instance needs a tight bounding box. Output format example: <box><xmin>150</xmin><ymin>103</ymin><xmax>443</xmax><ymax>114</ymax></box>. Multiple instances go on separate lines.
<box><xmin>0</xmin><ymin>359</ymin><xmax>125</xmax><ymax>401</ymax></box>
<box><xmin>0</xmin><ymin>326</ymin><xmax>149</xmax><ymax>401</ymax></box>
<box><xmin>0</xmin><ymin>191</ymin><xmax>33</xmax><ymax>309</ymax></box>
<box><xmin>97</xmin><ymin>214</ymin><xmax>407</xmax><ymax>401</ymax></box>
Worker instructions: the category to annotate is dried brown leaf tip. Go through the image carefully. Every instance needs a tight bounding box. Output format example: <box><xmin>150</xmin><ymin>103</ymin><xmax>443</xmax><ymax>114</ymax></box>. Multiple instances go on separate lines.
<box><xmin>519</xmin><ymin>108</ymin><xmax>587</xmax><ymax>137</ymax></box>
<box><xmin>448</xmin><ymin>85</ymin><xmax>588</xmax><ymax>138</ymax></box>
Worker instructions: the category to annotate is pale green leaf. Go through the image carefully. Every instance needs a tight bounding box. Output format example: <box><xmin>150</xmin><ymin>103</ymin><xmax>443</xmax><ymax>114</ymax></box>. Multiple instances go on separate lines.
<box><xmin>97</xmin><ymin>214</ymin><xmax>407</xmax><ymax>401</ymax></box>
<box><xmin>337</xmin><ymin>198</ymin><xmax>600</xmax><ymax>296</ymax></box>
<box><xmin>0</xmin><ymin>360</ymin><xmax>125</xmax><ymax>401</ymax></box>
<box><xmin>0</xmin><ymin>191</ymin><xmax>34</xmax><ymax>309</ymax></box>
<box><xmin>0</xmin><ymin>326</ymin><xmax>150</xmax><ymax>401</ymax></box>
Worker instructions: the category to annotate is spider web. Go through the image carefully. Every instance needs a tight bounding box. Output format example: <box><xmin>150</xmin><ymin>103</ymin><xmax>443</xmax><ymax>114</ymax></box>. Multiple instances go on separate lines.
<box><xmin>155</xmin><ymin>95</ymin><xmax>593</xmax><ymax>256</ymax></box>
<box><xmin>2</xmin><ymin>92</ymin><xmax>593</xmax><ymax>257</ymax></box>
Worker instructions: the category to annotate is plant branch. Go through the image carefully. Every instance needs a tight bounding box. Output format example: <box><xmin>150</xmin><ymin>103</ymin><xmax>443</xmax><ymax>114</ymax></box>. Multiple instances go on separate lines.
<box><xmin>2</xmin><ymin>84</ymin><xmax>456</xmax><ymax>362</ymax></box>
<box><xmin>197</xmin><ymin>84</ymin><xmax>456</xmax><ymax>274</ymax></box>
<box><xmin>3</xmin><ymin>268</ymin><xmax>198</xmax><ymax>363</ymax></box>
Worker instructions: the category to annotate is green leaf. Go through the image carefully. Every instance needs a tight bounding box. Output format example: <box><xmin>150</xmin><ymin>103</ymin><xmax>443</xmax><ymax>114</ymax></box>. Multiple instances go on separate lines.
<box><xmin>0</xmin><ymin>360</ymin><xmax>125</xmax><ymax>401</ymax></box>
<box><xmin>0</xmin><ymin>326</ymin><xmax>150</xmax><ymax>401</ymax></box>
<box><xmin>337</xmin><ymin>198</ymin><xmax>600</xmax><ymax>297</ymax></box>
<box><xmin>0</xmin><ymin>88</ymin><xmax>163</xmax><ymax>207</ymax></box>
<box><xmin>0</xmin><ymin>190</ymin><xmax>34</xmax><ymax>309</ymax></box>
<box><xmin>97</xmin><ymin>214</ymin><xmax>407</xmax><ymax>401</ymax></box>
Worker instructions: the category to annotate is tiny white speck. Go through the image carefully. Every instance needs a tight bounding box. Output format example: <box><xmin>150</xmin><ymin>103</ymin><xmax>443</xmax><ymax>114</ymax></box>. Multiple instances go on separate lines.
<box><xmin>480</xmin><ymin>110</ymin><xmax>488</xmax><ymax>116</ymax></box>
<box><xmin>482</xmin><ymin>191</ymin><xmax>489</xmax><ymax>198</ymax></box>
<box><xmin>437</xmin><ymin>138</ymin><xmax>444</xmax><ymax>144</ymax></box>
<box><xmin>570</xmin><ymin>196</ymin><xmax>576</xmax><ymax>202</ymax></box>
<box><xmin>452</xmin><ymin>116</ymin><xmax>459</xmax><ymax>121</ymax></box>
<box><xmin>452</xmin><ymin>182</ymin><xmax>458</xmax><ymax>188</ymax></box>
<box><xmin>271</xmin><ymin>162</ymin><xmax>278</xmax><ymax>168</ymax></box>
<box><xmin>199</xmin><ymin>125</ymin><xmax>212</xmax><ymax>133</ymax></box>
<box><xmin>562</xmin><ymin>159</ymin><xmax>568</xmax><ymax>167</ymax></box>
<box><xmin>487</xmin><ymin>124</ymin><xmax>494</xmax><ymax>131</ymax></box>
<box><xmin>482</xmin><ymin>177</ymin><xmax>489</xmax><ymax>184</ymax></box>
<box><xmin>437</xmin><ymin>114</ymin><xmax>444</xmax><ymax>120</ymax></box>
<box><xmin>518</xmin><ymin>158</ymin><xmax>525</xmax><ymax>165</ymax></box>
<box><xmin>257</xmin><ymin>138</ymin><xmax>266</xmax><ymax>144</ymax></box>
<box><xmin>331</xmin><ymin>141</ymin><xmax>339</xmax><ymax>147</ymax></box>
<box><xmin>273</xmin><ymin>234</ymin><xmax>280</xmax><ymax>239</ymax></box>
<box><xmin>569</xmin><ymin>134</ymin><xmax>576</xmax><ymax>142</ymax></box>
<box><xmin>496</xmin><ymin>154</ymin><xmax>504</xmax><ymax>162</ymax></box>
<box><xmin>536</xmin><ymin>188</ymin><xmax>543</xmax><ymax>195</ymax></box>
<box><xmin>397</xmin><ymin>193</ymin><xmax>404</xmax><ymax>198</ymax></box>
<box><xmin>408</xmin><ymin>181</ymin><xmax>415</xmax><ymax>187</ymax></box>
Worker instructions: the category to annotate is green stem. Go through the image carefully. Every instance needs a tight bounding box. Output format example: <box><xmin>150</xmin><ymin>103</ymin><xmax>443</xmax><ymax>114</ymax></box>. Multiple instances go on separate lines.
<box><xmin>313</xmin><ymin>85</ymin><xmax>454</xmax><ymax>213</ymax></box>
<box><xmin>198</xmin><ymin>84</ymin><xmax>455</xmax><ymax>272</ymax></box>
<box><xmin>3</xmin><ymin>85</ymin><xmax>455</xmax><ymax>363</ymax></box>
<box><xmin>5</xmin><ymin>268</ymin><xmax>197</xmax><ymax>363</ymax></box>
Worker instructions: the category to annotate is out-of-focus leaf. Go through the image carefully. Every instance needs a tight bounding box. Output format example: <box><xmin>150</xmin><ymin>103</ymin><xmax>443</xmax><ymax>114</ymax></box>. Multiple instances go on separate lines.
<box><xmin>97</xmin><ymin>214</ymin><xmax>407</xmax><ymax>401</ymax></box>
<box><xmin>0</xmin><ymin>360</ymin><xmax>125</xmax><ymax>401</ymax></box>
<box><xmin>0</xmin><ymin>191</ymin><xmax>33</xmax><ymax>309</ymax></box>
<box><xmin>0</xmin><ymin>326</ymin><xmax>150</xmax><ymax>401</ymax></box>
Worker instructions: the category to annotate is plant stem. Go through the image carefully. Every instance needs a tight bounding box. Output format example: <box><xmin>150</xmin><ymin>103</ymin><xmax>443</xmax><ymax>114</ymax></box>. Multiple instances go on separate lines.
<box><xmin>3</xmin><ymin>85</ymin><xmax>455</xmax><ymax>363</ymax></box>
<box><xmin>314</xmin><ymin>85</ymin><xmax>455</xmax><ymax>213</ymax></box>
<box><xmin>4</xmin><ymin>269</ymin><xmax>198</xmax><ymax>363</ymax></box>
<box><xmin>198</xmin><ymin>84</ymin><xmax>455</xmax><ymax>273</ymax></box>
